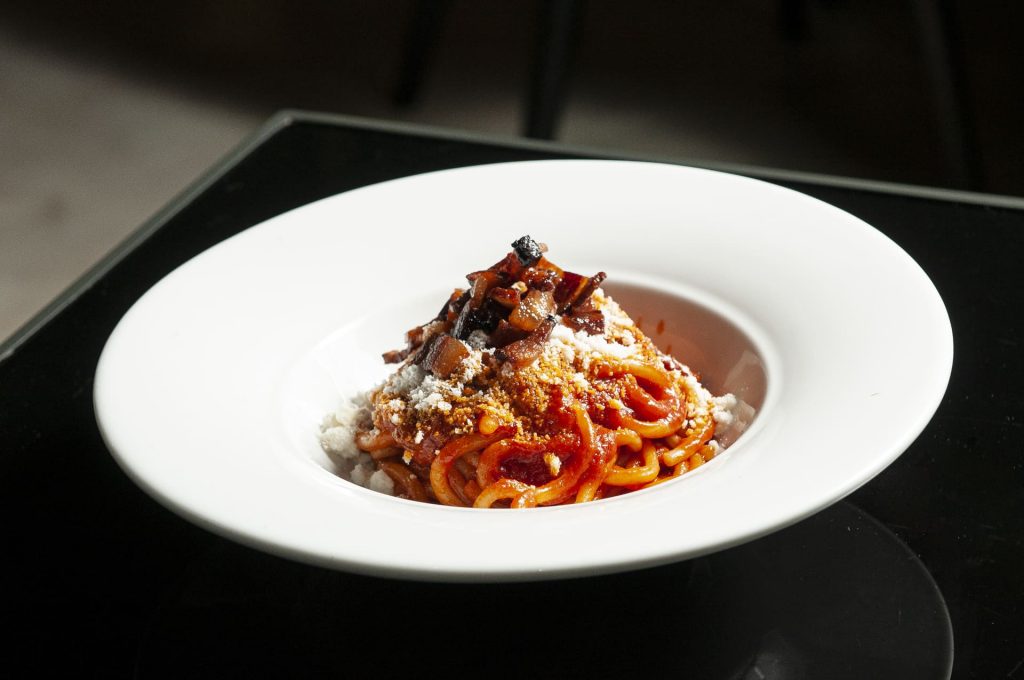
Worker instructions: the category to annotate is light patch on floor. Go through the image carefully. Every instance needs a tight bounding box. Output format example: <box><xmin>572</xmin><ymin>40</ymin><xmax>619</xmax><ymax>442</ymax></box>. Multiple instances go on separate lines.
<box><xmin>0</xmin><ymin>28</ymin><xmax>260</xmax><ymax>341</ymax></box>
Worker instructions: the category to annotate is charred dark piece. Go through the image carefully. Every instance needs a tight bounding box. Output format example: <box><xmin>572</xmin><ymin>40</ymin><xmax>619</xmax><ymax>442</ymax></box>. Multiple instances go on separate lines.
<box><xmin>511</xmin><ymin>235</ymin><xmax>543</xmax><ymax>267</ymax></box>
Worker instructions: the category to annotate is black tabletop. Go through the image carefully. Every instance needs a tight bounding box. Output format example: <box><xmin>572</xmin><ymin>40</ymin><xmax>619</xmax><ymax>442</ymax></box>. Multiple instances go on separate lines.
<box><xmin>2</xmin><ymin>112</ymin><xmax>1021</xmax><ymax>679</ymax></box>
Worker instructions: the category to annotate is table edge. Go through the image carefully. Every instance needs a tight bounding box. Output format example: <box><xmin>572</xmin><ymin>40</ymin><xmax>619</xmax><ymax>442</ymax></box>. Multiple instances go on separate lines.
<box><xmin>3</xmin><ymin>108</ymin><xmax>1021</xmax><ymax>364</ymax></box>
<box><xmin>285</xmin><ymin>109</ymin><xmax>1024</xmax><ymax>210</ymax></box>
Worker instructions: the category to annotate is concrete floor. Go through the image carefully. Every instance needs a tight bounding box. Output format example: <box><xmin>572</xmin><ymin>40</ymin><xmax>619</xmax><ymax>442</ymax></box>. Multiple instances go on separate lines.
<box><xmin>0</xmin><ymin>27</ymin><xmax>260</xmax><ymax>340</ymax></box>
<box><xmin>0</xmin><ymin>28</ymin><xmax>260</xmax><ymax>341</ymax></box>
<box><xmin>1</xmin><ymin>1</ymin><xmax>1020</xmax><ymax>342</ymax></box>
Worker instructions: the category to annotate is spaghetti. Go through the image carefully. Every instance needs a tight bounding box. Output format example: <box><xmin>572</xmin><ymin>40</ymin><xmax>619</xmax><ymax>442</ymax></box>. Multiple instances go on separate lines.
<box><xmin>322</xmin><ymin>236</ymin><xmax>739</xmax><ymax>508</ymax></box>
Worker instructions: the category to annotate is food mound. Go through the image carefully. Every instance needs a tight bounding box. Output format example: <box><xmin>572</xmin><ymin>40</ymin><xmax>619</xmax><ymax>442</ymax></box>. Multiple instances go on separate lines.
<box><xmin>320</xmin><ymin>236</ymin><xmax>742</xmax><ymax>508</ymax></box>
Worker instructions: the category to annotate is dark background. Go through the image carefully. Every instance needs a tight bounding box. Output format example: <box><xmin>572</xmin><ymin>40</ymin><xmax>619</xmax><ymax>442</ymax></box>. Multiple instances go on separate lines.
<box><xmin>3</xmin><ymin>0</ymin><xmax>1022</xmax><ymax>194</ymax></box>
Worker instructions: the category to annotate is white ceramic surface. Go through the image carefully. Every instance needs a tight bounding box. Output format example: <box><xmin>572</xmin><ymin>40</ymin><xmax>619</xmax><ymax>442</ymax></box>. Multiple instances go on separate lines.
<box><xmin>94</xmin><ymin>160</ymin><xmax>953</xmax><ymax>582</ymax></box>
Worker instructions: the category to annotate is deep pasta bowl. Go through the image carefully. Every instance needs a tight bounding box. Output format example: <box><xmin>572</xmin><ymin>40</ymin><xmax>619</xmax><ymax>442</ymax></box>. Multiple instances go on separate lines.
<box><xmin>94</xmin><ymin>160</ymin><xmax>953</xmax><ymax>581</ymax></box>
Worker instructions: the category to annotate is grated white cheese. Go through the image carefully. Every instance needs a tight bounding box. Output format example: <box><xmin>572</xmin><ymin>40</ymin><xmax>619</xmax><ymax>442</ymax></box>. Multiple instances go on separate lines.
<box><xmin>384</xmin><ymin>364</ymin><xmax>426</xmax><ymax>395</ymax></box>
<box><xmin>319</xmin><ymin>394</ymin><xmax>398</xmax><ymax>494</ymax></box>
<box><xmin>349</xmin><ymin>453</ymin><xmax>375</xmax><ymax>486</ymax></box>
<box><xmin>711</xmin><ymin>393</ymin><xmax>739</xmax><ymax>426</ymax></box>
<box><xmin>318</xmin><ymin>392</ymin><xmax>372</xmax><ymax>460</ymax></box>
<box><xmin>466</xmin><ymin>330</ymin><xmax>490</xmax><ymax>350</ymax></box>
<box><xmin>368</xmin><ymin>469</ymin><xmax>395</xmax><ymax>495</ymax></box>
<box><xmin>678</xmin><ymin>367</ymin><xmax>715</xmax><ymax>403</ymax></box>
<box><xmin>409</xmin><ymin>374</ymin><xmax>458</xmax><ymax>410</ymax></box>
<box><xmin>454</xmin><ymin>350</ymin><xmax>484</xmax><ymax>383</ymax></box>
<box><xmin>709</xmin><ymin>393</ymin><xmax>755</xmax><ymax>447</ymax></box>
<box><xmin>319</xmin><ymin>424</ymin><xmax>361</xmax><ymax>459</ymax></box>
<box><xmin>548</xmin><ymin>322</ymin><xmax>638</xmax><ymax>369</ymax></box>
<box><xmin>597</xmin><ymin>292</ymin><xmax>634</xmax><ymax>330</ymax></box>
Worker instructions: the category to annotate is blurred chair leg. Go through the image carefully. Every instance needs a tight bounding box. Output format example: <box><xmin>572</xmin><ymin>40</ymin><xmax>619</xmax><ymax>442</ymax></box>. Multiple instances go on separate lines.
<box><xmin>912</xmin><ymin>0</ymin><xmax>982</xmax><ymax>189</ymax></box>
<box><xmin>394</xmin><ymin>0</ymin><xmax>452</xmax><ymax>108</ymax></box>
<box><xmin>524</xmin><ymin>0</ymin><xmax>584</xmax><ymax>140</ymax></box>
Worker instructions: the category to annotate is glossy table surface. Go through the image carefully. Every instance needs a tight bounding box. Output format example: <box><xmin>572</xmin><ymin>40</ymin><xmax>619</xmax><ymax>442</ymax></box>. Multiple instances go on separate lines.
<box><xmin>2</xmin><ymin>112</ymin><xmax>1021</xmax><ymax>678</ymax></box>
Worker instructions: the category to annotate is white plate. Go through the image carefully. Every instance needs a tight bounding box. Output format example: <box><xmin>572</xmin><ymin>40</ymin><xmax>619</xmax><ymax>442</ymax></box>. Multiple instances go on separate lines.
<box><xmin>94</xmin><ymin>160</ymin><xmax>952</xmax><ymax>582</ymax></box>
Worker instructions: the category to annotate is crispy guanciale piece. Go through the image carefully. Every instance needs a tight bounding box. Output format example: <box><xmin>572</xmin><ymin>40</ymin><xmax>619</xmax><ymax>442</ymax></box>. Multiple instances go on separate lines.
<box><xmin>380</xmin><ymin>236</ymin><xmax>608</xmax><ymax>377</ymax></box>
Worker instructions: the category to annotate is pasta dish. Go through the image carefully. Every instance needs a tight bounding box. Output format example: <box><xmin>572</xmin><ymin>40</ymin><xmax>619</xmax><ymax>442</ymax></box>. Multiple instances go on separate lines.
<box><xmin>320</xmin><ymin>236</ymin><xmax>743</xmax><ymax>507</ymax></box>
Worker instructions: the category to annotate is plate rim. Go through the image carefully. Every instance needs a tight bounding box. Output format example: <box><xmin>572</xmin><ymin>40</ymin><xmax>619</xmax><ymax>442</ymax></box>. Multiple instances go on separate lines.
<box><xmin>94</xmin><ymin>159</ymin><xmax>953</xmax><ymax>581</ymax></box>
